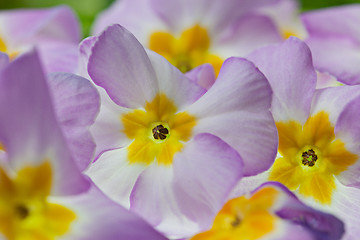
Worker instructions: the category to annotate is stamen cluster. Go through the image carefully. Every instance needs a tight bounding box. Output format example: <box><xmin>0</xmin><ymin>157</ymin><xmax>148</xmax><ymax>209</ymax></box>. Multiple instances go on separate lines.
<box><xmin>302</xmin><ymin>149</ymin><xmax>318</xmax><ymax>167</ymax></box>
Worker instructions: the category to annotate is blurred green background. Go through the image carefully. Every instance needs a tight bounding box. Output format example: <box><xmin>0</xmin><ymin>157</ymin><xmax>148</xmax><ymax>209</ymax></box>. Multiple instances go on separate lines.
<box><xmin>1</xmin><ymin>0</ymin><xmax>360</xmax><ymax>37</ymax></box>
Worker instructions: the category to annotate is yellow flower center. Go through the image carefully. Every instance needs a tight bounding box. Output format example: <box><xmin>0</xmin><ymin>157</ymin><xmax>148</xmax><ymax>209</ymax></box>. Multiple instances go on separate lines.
<box><xmin>149</xmin><ymin>25</ymin><xmax>223</xmax><ymax>75</ymax></box>
<box><xmin>190</xmin><ymin>187</ymin><xmax>278</xmax><ymax>240</ymax></box>
<box><xmin>121</xmin><ymin>93</ymin><xmax>197</xmax><ymax>166</ymax></box>
<box><xmin>269</xmin><ymin>111</ymin><xmax>358</xmax><ymax>204</ymax></box>
<box><xmin>0</xmin><ymin>161</ymin><xmax>76</xmax><ymax>240</ymax></box>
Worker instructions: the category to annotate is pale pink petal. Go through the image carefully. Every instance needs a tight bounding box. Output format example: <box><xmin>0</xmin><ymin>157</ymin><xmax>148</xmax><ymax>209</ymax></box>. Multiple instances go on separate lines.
<box><xmin>92</xmin><ymin>0</ymin><xmax>167</xmax><ymax>43</ymax></box>
<box><xmin>186</xmin><ymin>57</ymin><xmax>277</xmax><ymax>176</ymax></box>
<box><xmin>248</xmin><ymin>37</ymin><xmax>317</xmax><ymax>123</ymax></box>
<box><xmin>185</xmin><ymin>64</ymin><xmax>215</xmax><ymax>90</ymax></box>
<box><xmin>90</xmin><ymin>88</ymin><xmax>132</xmax><ymax>160</ymax></box>
<box><xmin>85</xmin><ymin>148</ymin><xmax>147</xmax><ymax>209</ymax></box>
<box><xmin>214</xmin><ymin>13</ymin><xmax>282</xmax><ymax>57</ymax></box>
<box><xmin>146</xmin><ymin>50</ymin><xmax>206</xmax><ymax>110</ymax></box>
<box><xmin>52</xmin><ymin>183</ymin><xmax>167</xmax><ymax>240</ymax></box>
<box><xmin>88</xmin><ymin>24</ymin><xmax>158</xmax><ymax>109</ymax></box>
<box><xmin>47</xmin><ymin>73</ymin><xmax>100</xmax><ymax>171</ymax></box>
<box><xmin>311</xmin><ymin>85</ymin><xmax>360</xmax><ymax>126</ymax></box>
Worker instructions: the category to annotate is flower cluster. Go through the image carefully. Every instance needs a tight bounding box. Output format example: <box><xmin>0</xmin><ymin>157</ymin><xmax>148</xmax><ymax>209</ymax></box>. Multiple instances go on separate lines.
<box><xmin>0</xmin><ymin>0</ymin><xmax>359</xmax><ymax>239</ymax></box>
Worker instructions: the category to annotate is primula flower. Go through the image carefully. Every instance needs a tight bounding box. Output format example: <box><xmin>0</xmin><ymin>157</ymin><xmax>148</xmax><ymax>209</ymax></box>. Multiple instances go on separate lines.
<box><xmin>191</xmin><ymin>182</ymin><xmax>344</xmax><ymax>240</ymax></box>
<box><xmin>92</xmin><ymin>0</ymin><xmax>283</xmax><ymax>76</ymax></box>
<box><xmin>0</xmin><ymin>6</ymin><xmax>80</xmax><ymax>73</ymax></box>
<box><xmin>242</xmin><ymin>37</ymin><xmax>360</xmax><ymax>240</ymax></box>
<box><xmin>0</xmin><ymin>50</ymin><xmax>168</xmax><ymax>240</ymax></box>
<box><xmin>82</xmin><ymin>24</ymin><xmax>278</xmax><ymax>238</ymax></box>
<box><xmin>301</xmin><ymin>4</ymin><xmax>360</xmax><ymax>85</ymax></box>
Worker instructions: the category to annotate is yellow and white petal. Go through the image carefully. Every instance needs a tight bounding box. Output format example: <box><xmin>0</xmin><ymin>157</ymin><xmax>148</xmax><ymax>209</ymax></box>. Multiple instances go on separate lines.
<box><xmin>311</xmin><ymin>86</ymin><xmax>360</xmax><ymax>126</ymax></box>
<box><xmin>85</xmin><ymin>148</ymin><xmax>147</xmax><ymax>209</ymax></box>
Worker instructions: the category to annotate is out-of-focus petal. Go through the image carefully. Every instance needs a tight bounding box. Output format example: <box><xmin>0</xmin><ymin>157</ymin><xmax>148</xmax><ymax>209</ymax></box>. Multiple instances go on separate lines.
<box><xmin>214</xmin><ymin>13</ymin><xmax>282</xmax><ymax>57</ymax></box>
<box><xmin>305</xmin><ymin>36</ymin><xmax>360</xmax><ymax>85</ymax></box>
<box><xmin>47</xmin><ymin>72</ymin><xmax>100</xmax><ymax>171</ymax></box>
<box><xmin>0</xmin><ymin>53</ymin><xmax>8</xmax><ymax>70</ymax></box>
<box><xmin>191</xmin><ymin>182</ymin><xmax>344</xmax><ymax>240</ymax></box>
<box><xmin>52</xmin><ymin>183</ymin><xmax>168</xmax><ymax>240</ymax></box>
<box><xmin>151</xmin><ymin>0</ymin><xmax>278</xmax><ymax>36</ymax></box>
<box><xmin>267</xmin><ymin>182</ymin><xmax>344</xmax><ymax>240</ymax></box>
<box><xmin>0</xmin><ymin>51</ymin><xmax>89</xmax><ymax>196</ymax></box>
<box><xmin>92</xmin><ymin>0</ymin><xmax>167</xmax><ymax>42</ymax></box>
<box><xmin>256</xmin><ymin>0</ymin><xmax>307</xmax><ymax>39</ymax></box>
<box><xmin>0</xmin><ymin>6</ymin><xmax>80</xmax><ymax>45</ymax></box>
<box><xmin>302</xmin><ymin>5</ymin><xmax>360</xmax><ymax>85</ymax></box>
<box><xmin>37</xmin><ymin>41</ymin><xmax>79</xmax><ymax>73</ymax></box>
<box><xmin>302</xmin><ymin>5</ymin><xmax>360</xmax><ymax>43</ymax></box>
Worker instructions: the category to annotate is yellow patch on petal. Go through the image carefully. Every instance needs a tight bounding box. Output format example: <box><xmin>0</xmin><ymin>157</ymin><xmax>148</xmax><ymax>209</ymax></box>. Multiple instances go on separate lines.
<box><xmin>0</xmin><ymin>36</ymin><xmax>6</xmax><ymax>53</ymax></box>
<box><xmin>149</xmin><ymin>25</ymin><xmax>223</xmax><ymax>75</ymax></box>
<box><xmin>191</xmin><ymin>187</ymin><xmax>278</xmax><ymax>240</ymax></box>
<box><xmin>299</xmin><ymin>173</ymin><xmax>336</xmax><ymax>205</ymax></box>
<box><xmin>0</xmin><ymin>142</ymin><xmax>4</xmax><ymax>152</ymax></box>
<box><xmin>269</xmin><ymin>157</ymin><xmax>302</xmax><ymax>190</ymax></box>
<box><xmin>269</xmin><ymin>111</ymin><xmax>358</xmax><ymax>204</ymax></box>
<box><xmin>276</xmin><ymin>120</ymin><xmax>304</xmax><ymax>158</ymax></box>
<box><xmin>0</xmin><ymin>161</ymin><xmax>76</xmax><ymax>240</ymax></box>
<box><xmin>0</xmin><ymin>35</ymin><xmax>19</xmax><ymax>60</ymax></box>
<box><xmin>121</xmin><ymin>93</ymin><xmax>197</xmax><ymax>166</ymax></box>
<box><xmin>281</xmin><ymin>29</ymin><xmax>300</xmax><ymax>39</ymax></box>
<box><xmin>325</xmin><ymin>140</ymin><xmax>358</xmax><ymax>174</ymax></box>
<box><xmin>303</xmin><ymin>111</ymin><xmax>335</xmax><ymax>149</ymax></box>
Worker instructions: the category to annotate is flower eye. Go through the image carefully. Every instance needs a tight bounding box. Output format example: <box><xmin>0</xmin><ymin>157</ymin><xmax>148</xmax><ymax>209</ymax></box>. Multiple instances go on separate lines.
<box><xmin>152</xmin><ymin>124</ymin><xmax>169</xmax><ymax>140</ymax></box>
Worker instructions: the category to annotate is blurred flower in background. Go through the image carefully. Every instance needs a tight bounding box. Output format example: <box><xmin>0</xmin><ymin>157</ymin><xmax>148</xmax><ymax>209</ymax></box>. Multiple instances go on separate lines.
<box><xmin>1</xmin><ymin>0</ymin><xmax>360</xmax><ymax>37</ymax></box>
<box><xmin>92</xmin><ymin>0</ymin><xmax>283</xmax><ymax>76</ymax></box>
<box><xmin>0</xmin><ymin>0</ymin><xmax>113</xmax><ymax>37</ymax></box>
<box><xmin>0</xmin><ymin>6</ymin><xmax>80</xmax><ymax>73</ymax></box>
